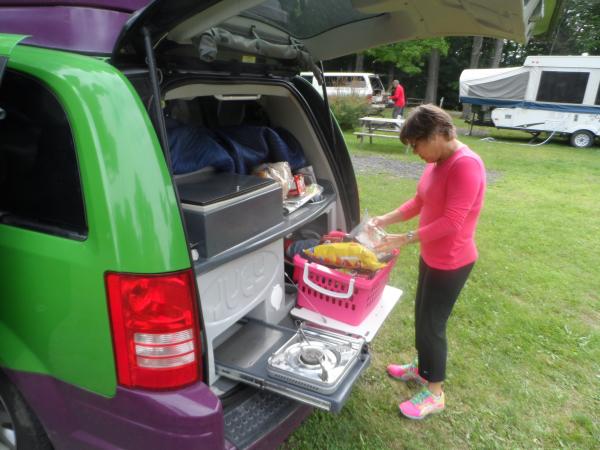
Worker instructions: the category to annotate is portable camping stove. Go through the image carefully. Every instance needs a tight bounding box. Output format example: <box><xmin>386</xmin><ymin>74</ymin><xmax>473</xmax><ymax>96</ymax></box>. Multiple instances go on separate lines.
<box><xmin>266</xmin><ymin>325</ymin><xmax>366</xmax><ymax>394</ymax></box>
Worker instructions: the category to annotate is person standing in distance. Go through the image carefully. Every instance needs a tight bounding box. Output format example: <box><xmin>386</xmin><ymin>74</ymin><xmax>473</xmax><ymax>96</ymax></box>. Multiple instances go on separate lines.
<box><xmin>371</xmin><ymin>104</ymin><xmax>486</xmax><ymax>420</ymax></box>
<box><xmin>390</xmin><ymin>79</ymin><xmax>406</xmax><ymax>119</ymax></box>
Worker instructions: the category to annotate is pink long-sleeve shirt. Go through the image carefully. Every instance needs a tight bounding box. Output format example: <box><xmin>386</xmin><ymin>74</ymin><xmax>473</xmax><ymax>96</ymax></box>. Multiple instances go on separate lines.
<box><xmin>398</xmin><ymin>145</ymin><xmax>486</xmax><ymax>270</ymax></box>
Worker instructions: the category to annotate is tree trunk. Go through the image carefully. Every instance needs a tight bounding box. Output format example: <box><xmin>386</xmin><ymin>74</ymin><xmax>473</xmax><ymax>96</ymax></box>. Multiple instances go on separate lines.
<box><xmin>355</xmin><ymin>53</ymin><xmax>364</xmax><ymax>72</ymax></box>
<box><xmin>462</xmin><ymin>36</ymin><xmax>484</xmax><ymax>119</ymax></box>
<box><xmin>424</xmin><ymin>48</ymin><xmax>440</xmax><ymax>104</ymax></box>
<box><xmin>469</xmin><ymin>36</ymin><xmax>484</xmax><ymax>68</ymax></box>
<box><xmin>387</xmin><ymin>64</ymin><xmax>395</xmax><ymax>91</ymax></box>
<box><xmin>490</xmin><ymin>38</ymin><xmax>504</xmax><ymax>68</ymax></box>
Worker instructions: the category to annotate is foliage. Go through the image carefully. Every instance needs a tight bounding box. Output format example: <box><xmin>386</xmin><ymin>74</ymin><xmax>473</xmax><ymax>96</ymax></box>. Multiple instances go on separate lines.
<box><xmin>382</xmin><ymin>37</ymin><xmax>474</xmax><ymax>109</ymax></box>
<box><xmin>364</xmin><ymin>39</ymin><xmax>449</xmax><ymax>75</ymax></box>
<box><xmin>328</xmin><ymin>95</ymin><xmax>370</xmax><ymax>131</ymax></box>
<box><xmin>286</xmin><ymin>124</ymin><xmax>600</xmax><ymax>449</ymax></box>
<box><xmin>504</xmin><ymin>0</ymin><xmax>600</xmax><ymax>65</ymax></box>
<box><xmin>326</xmin><ymin>0</ymin><xmax>600</xmax><ymax>109</ymax></box>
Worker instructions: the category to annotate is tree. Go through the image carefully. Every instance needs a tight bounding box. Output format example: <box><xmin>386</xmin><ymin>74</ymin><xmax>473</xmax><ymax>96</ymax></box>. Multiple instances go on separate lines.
<box><xmin>354</xmin><ymin>53</ymin><xmax>364</xmax><ymax>72</ymax></box>
<box><xmin>469</xmin><ymin>36</ymin><xmax>484</xmax><ymax>69</ymax></box>
<box><xmin>461</xmin><ymin>36</ymin><xmax>484</xmax><ymax>118</ymax></box>
<box><xmin>364</xmin><ymin>38</ymin><xmax>449</xmax><ymax>90</ymax></box>
<box><xmin>490</xmin><ymin>39</ymin><xmax>505</xmax><ymax>68</ymax></box>
<box><xmin>547</xmin><ymin>0</ymin><xmax>600</xmax><ymax>54</ymax></box>
<box><xmin>424</xmin><ymin>48</ymin><xmax>441</xmax><ymax>104</ymax></box>
<box><xmin>503</xmin><ymin>0</ymin><xmax>600</xmax><ymax>65</ymax></box>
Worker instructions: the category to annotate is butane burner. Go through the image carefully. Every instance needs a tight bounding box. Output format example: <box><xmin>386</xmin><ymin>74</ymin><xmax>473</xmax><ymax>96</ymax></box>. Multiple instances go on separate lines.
<box><xmin>267</xmin><ymin>326</ymin><xmax>366</xmax><ymax>394</ymax></box>
<box><xmin>299</xmin><ymin>346</ymin><xmax>326</xmax><ymax>365</ymax></box>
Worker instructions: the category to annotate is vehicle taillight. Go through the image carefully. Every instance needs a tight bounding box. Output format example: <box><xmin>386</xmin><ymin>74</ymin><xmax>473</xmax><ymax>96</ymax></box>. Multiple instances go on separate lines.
<box><xmin>106</xmin><ymin>270</ymin><xmax>201</xmax><ymax>390</ymax></box>
<box><xmin>367</xmin><ymin>94</ymin><xmax>373</xmax><ymax>103</ymax></box>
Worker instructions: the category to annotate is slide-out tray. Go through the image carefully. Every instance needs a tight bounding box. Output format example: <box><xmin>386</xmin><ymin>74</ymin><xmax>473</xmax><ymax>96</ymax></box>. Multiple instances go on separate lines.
<box><xmin>214</xmin><ymin>319</ymin><xmax>370</xmax><ymax>412</ymax></box>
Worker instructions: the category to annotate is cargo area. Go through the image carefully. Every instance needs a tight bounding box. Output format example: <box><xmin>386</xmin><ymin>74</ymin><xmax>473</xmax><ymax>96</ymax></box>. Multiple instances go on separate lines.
<box><xmin>163</xmin><ymin>81</ymin><xmax>343</xmax><ymax>384</ymax></box>
<box><xmin>156</xmin><ymin>79</ymin><xmax>401</xmax><ymax>420</ymax></box>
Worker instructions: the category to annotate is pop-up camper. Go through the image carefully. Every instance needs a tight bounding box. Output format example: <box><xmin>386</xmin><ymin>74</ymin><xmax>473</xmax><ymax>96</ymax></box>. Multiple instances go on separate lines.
<box><xmin>460</xmin><ymin>56</ymin><xmax>600</xmax><ymax>147</ymax></box>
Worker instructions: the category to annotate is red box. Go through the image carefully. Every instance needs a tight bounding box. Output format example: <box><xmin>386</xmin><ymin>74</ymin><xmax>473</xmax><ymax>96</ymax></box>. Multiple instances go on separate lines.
<box><xmin>288</xmin><ymin>174</ymin><xmax>306</xmax><ymax>196</ymax></box>
<box><xmin>292</xmin><ymin>251</ymin><xmax>398</xmax><ymax>326</ymax></box>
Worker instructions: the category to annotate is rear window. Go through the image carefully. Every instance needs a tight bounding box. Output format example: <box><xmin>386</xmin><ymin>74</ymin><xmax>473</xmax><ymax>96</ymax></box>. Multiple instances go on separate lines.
<box><xmin>536</xmin><ymin>71</ymin><xmax>589</xmax><ymax>104</ymax></box>
<box><xmin>243</xmin><ymin>0</ymin><xmax>380</xmax><ymax>39</ymax></box>
<box><xmin>0</xmin><ymin>70</ymin><xmax>87</xmax><ymax>238</ymax></box>
<box><xmin>369</xmin><ymin>76</ymin><xmax>384</xmax><ymax>91</ymax></box>
<box><xmin>324</xmin><ymin>76</ymin><xmax>366</xmax><ymax>88</ymax></box>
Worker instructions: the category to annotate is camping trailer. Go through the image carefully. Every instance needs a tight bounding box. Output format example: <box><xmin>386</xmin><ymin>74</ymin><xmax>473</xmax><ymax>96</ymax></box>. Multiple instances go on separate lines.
<box><xmin>459</xmin><ymin>56</ymin><xmax>600</xmax><ymax>147</ymax></box>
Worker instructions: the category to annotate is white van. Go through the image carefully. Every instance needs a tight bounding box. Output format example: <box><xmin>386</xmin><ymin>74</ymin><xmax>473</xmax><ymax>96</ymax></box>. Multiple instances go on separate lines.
<box><xmin>301</xmin><ymin>72</ymin><xmax>387</xmax><ymax>110</ymax></box>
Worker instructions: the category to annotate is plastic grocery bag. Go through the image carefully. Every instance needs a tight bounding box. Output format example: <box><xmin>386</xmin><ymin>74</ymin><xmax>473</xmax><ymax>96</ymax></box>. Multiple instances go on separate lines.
<box><xmin>253</xmin><ymin>161</ymin><xmax>294</xmax><ymax>199</ymax></box>
<box><xmin>350</xmin><ymin>212</ymin><xmax>387</xmax><ymax>250</ymax></box>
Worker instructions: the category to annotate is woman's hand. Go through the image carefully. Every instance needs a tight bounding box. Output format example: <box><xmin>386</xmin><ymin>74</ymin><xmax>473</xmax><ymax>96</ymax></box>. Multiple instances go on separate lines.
<box><xmin>368</xmin><ymin>210</ymin><xmax>404</xmax><ymax>229</ymax></box>
<box><xmin>368</xmin><ymin>216</ymin><xmax>386</xmax><ymax>228</ymax></box>
<box><xmin>374</xmin><ymin>233</ymin><xmax>413</xmax><ymax>253</ymax></box>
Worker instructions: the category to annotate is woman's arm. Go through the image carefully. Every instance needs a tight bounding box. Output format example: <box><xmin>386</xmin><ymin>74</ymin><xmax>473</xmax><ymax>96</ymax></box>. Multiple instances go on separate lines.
<box><xmin>417</xmin><ymin>157</ymin><xmax>483</xmax><ymax>243</ymax></box>
<box><xmin>371</xmin><ymin>195</ymin><xmax>423</xmax><ymax>228</ymax></box>
<box><xmin>375</xmin><ymin>158</ymin><xmax>482</xmax><ymax>252</ymax></box>
<box><xmin>397</xmin><ymin>196</ymin><xmax>422</xmax><ymax>221</ymax></box>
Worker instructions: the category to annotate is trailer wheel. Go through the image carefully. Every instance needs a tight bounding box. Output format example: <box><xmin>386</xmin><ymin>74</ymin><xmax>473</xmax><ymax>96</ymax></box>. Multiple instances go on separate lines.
<box><xmin>570</xmin><ymin>130</ymin><xmax>594</xmax><ymax>148</ymax></box>
<box><xmin>0</xmin><ymin>373</ymin><xmax>53</xmax><ymax>450</ymax></box>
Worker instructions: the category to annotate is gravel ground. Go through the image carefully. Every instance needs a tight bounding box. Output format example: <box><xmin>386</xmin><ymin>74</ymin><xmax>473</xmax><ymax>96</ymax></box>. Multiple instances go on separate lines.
<box><xmin>350</xmin><ymin>154</ymin><xmax>502</xmax><ymax>183</ymax></box>
<box><xmin>351</xmin><ymin>155</ymin><xmax>424</xmax><ymax>179</ymax></box>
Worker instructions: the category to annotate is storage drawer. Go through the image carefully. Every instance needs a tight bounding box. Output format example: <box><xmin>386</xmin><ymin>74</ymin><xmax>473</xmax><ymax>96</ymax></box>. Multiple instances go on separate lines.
<box><xmin>178</xmin><ymin>172</ymin><xmax>283</xmax><ymax>258</ymax></box>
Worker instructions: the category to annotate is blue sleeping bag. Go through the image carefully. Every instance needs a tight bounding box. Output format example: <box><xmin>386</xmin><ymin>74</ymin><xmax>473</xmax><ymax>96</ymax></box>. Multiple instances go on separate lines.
<box><xmin>166</xmin><ymin>120</ymin><xmax>235</xmax><ymax>175</ymax></box>
<box><xmin>167</xmin><ymin>119</ymin><xmax>307</xmax><ymax>175</ymax></box>
<box><xmin>215</xmin><ymin>126</ymin><xmax>307</xmax><ymax>174</ymax></box>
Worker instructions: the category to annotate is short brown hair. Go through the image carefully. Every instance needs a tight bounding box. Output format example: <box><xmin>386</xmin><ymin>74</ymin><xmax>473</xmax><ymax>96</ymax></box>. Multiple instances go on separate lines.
<box><xmin>400</xmin><ymin>104</ymin><xmax>456</xmax><ymax>144</ymax></box>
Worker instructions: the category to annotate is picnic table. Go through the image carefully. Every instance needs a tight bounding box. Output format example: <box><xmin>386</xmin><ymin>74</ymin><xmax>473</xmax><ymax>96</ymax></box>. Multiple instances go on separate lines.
<box><xmin>353</xmin><ymin>116</ymin><xmax>404</xmax><ymax>143</ymax></box>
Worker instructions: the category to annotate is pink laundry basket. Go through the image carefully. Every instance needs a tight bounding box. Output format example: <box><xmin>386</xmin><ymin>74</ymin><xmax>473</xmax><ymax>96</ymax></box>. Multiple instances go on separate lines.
<box><xmin>292</xmin><ymin>251</ymin><xmax>398</xmax><ymax>326</ymax></box>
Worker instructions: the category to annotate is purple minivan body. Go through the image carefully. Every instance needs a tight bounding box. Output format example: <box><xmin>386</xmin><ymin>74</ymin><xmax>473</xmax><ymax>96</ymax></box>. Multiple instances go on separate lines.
<box><xmin>7</xmin><ymin>368</ymin><xmax>312</xmax><ymax>449</ymax></box>
<box><xmin>0</xmin><ymin>0</ymin><xmax>146</xmax><ymax>7</ymax></box>
<box><xmin>7</xmin><ymin>369</ymin><xmax>224</xmax><ymax>448</ymax></box>
<box><xmin>0</xmin><ymin>1</ymin><xmax>148</xmax><ymax>54</ymax></box>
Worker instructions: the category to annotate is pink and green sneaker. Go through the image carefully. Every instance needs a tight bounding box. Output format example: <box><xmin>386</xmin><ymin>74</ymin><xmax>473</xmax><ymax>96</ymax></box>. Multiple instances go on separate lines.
<box><xmin>386</xmin><ymin>359</ymin><xmax>427</xmax><ymax>385</ymax></box>
<box><xmin>399</xmin><ymin>388</ymin><xmax>445</xmax><ymax>420</ymax></box>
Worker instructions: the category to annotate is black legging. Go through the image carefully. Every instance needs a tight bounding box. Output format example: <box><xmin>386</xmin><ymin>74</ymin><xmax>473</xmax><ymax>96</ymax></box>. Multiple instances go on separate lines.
<box><xmin>415</xmin><ymin>257</ymin><xmax>474</xmax><ymax>383</ymax></box>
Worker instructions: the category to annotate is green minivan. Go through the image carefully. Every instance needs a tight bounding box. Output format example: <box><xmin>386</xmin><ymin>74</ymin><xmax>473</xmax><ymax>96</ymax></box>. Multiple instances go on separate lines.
<box><xmin>0</xmin><ymin>1</ymin><xmax>551</xmax><ymax>448</ymax></box>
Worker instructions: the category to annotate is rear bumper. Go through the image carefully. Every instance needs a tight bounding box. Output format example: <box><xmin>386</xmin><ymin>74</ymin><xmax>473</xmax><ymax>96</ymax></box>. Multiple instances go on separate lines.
<box><xmin>6</xmin><ymin>369</ymin><xmax>312</xmax><ymax>449</ymax></box>
<box><xmin>6</xmin><ymin>369</ymin><xmax>224</xmax><ymax>449</ymax></box>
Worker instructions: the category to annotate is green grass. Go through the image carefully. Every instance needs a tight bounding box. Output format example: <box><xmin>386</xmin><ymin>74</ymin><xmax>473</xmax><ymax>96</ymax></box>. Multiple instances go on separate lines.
<box><xmin>285</xmin><ymin>125</ymin><xmax>600</xmax><ymax>449</ymax></box>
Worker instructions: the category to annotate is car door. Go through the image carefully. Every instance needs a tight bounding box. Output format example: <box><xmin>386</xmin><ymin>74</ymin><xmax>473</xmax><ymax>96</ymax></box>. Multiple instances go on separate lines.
<box><xmin>111</xmin><ymin>0</ymin><xmax>549</xmax><ymax>65</ymax></box>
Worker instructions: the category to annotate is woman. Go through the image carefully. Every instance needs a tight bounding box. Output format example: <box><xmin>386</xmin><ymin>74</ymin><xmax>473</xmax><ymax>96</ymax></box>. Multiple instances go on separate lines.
<box><xmin>371</xmin><ymin>104</ymin><xmax>486</xmax><ymax>420</ymax></box>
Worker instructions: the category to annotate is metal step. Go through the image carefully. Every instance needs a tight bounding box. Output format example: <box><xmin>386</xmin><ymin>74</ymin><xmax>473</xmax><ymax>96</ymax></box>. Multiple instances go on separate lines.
<box><xmin>223</xmin><ymin>389</ymin><xmax>300</xmax><ymax>449</ymax></box>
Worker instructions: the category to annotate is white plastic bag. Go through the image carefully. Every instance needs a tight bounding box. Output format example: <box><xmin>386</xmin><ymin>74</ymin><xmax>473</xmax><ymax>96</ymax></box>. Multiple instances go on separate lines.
<box><xmin>350</xmin><ymin>211</ymin><xmax>390</xmax><ymax>259</ymax></box>
<box><xmin>253</xmin><ymin>161</ymin><xmax>294</xmax><ymax>199</ymax></box>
